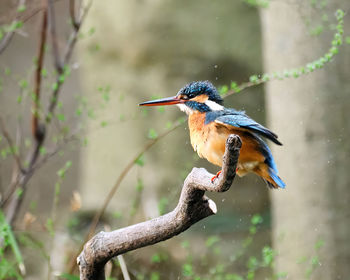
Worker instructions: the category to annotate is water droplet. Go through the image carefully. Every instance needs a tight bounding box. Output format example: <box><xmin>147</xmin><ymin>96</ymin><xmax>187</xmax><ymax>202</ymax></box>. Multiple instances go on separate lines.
<box><xmin>72</xmin><ymin>62</ymin><xmax>80</xmax><ymax>69</ymax></box>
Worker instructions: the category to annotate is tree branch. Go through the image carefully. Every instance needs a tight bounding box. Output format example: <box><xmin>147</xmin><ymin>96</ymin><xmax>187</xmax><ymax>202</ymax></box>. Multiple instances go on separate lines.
<box><xmin>78</xmin><ymin>134</ymin><xmax>242</xmax><ymax>280</ymax></box>
<box><xmin>47</xmin><ymin>0</ymin><xmax>63</xmax><ymax>73</ymax></box>
<box><xmin>32</xmin><ymin>3</ymin><xmax>47</xmax><ymax>143</ymax></box>
<box><xmin>3</xmin><ymin>0</ymin><xmax>91</xmax><ymax>225</ymax></box>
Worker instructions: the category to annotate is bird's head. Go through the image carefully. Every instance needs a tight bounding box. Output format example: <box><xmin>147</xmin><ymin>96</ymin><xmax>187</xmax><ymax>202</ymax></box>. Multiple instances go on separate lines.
<box><xmin>139</xmin><ymin>81</ymin><xmax>224</xmax><ymax>115</ymax></box>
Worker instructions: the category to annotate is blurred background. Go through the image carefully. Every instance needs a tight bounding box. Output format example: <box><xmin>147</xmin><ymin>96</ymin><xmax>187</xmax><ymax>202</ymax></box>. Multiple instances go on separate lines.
<box><xmin>0</xmin><ymin>0</ymin><xmax>349</xmax><ymax>279</ymax></box>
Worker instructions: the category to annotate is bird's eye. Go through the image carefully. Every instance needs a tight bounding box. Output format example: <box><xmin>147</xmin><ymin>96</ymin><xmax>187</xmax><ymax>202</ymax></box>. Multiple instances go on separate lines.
<box><xmin>187</xmin><ymin>92</ymin><xmax>196</xmax><ymax>99</ymax></box>
<box><xmin>180</xmin><ymin>95</ymin><xmax>189</xmax><ymax>100</ymax></box>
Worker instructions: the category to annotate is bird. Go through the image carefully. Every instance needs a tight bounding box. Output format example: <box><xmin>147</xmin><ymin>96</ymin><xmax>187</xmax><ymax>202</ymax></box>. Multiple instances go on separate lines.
<box><xmin>139</xmin><ymin>81</ymin><xmax>285</xmax><ymax>189</ymax></box>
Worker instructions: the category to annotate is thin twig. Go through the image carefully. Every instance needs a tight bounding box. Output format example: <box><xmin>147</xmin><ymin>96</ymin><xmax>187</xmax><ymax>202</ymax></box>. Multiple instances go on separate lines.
<box><xmin>117</xmin><ymin>255</ymin><xmax>131</xmax><ymax>280</ymax></box>
<box><xmin>32</xmin><ymin>3</ymin><xmax>47</xmax><ymax>143</ymax></box>
<box><xmin>69</xmin><ymin>0</ymin><xmax>80</xmax><ymax>30</ymax></box>
<box><xmin>0</xmin><ymin>116</ymin><xmax>23</xmax><ymax>172</ymax></box>
<box><xmin>0</xmin><ymin>174</ymin><xmax>20</xmax><ymax>208</ymax></box>
<box><xmin>47</xmin><ymin>0</ymin><xmax>63</xmax><ymax>73</ymax></box>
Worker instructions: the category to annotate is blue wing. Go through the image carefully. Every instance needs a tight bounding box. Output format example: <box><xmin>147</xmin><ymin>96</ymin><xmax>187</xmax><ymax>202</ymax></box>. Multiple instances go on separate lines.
<box><xmin>207</xmin><ymin>109</ymin><xmax>282</xmax><ymax>145</ymax></box>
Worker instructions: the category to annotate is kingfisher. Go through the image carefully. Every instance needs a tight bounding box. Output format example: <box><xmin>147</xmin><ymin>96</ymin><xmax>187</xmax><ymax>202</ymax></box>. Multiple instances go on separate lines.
<box><xmin>139</xmin><ymin>81</ymin><xmax>285</xmax><ymax>189</ymax></box>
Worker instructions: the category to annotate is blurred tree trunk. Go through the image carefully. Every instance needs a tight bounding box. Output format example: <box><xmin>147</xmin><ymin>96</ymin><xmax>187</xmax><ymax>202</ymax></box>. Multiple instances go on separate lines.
<box><xmin>261</xmin><ymin>1</ymin><xmax>350</xmax><ymax>279</ymax></box>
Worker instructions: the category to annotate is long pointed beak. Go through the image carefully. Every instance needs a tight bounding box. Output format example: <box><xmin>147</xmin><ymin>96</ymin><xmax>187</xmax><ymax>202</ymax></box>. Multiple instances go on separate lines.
<box><xmin>139</xmin><ymin>96</ymin><xmax>184</xmax><ymax>106</ymax></box>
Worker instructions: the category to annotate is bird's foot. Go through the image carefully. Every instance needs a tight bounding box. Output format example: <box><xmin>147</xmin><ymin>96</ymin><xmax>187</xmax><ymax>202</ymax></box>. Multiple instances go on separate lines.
<box><xmin>211</xmin><ymin>170</ymin><xmax>222</xmax><ymax>183</ymax></box>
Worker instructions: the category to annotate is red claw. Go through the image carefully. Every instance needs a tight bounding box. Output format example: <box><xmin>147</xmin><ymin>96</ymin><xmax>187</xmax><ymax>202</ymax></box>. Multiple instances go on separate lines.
<box><xmin>211</xmin><ymin>170</ymin><xmax>222</xmax><ymax>183</ymax></box>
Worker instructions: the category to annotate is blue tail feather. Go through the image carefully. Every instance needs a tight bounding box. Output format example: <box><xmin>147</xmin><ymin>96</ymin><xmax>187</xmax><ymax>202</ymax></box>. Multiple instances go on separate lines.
<box><xmin>255</xmin><ymin>135</ymin><xmax>285</xmax><ymax>189</ymax></box>
<box><xmin>268</xmin><ymin>168</ymin><xmax>286</xmax><ymax>189</ymax></box>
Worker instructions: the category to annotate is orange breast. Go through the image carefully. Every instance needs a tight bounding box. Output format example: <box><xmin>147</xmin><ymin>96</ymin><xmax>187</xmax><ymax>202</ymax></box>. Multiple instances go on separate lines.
<box><xmin>188</xmin><ymin>113</ymin><xmax>266</xmax><ymax>176</ymax></box>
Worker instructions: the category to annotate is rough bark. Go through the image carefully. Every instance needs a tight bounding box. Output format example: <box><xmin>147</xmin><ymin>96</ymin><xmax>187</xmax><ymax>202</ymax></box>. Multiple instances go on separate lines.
<box><xmin>78</xmin><ymin>135</ymin><xmax>241</xmax><ymax>280</ymax></box>
<box><xmin>261</xmin><ymin>1</ymin><xmax>350</xmax><ymax>279</ymax></box>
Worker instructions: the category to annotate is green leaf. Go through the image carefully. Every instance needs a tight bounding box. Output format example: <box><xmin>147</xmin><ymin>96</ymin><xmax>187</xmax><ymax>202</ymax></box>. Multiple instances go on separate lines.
<box><xmin>88</xmin><ymin>27</ymin><xmax>96</xmax><ymax>36</ymax></box>
<box><xmin>151</xmin><ymin>253</ymin><xmax>162</xmax><ymax>263</ymax></box>
<box><xmin>17</xmin><ymin>5</ymin><xmax>26</xmax><ymax>12</ymax></box>
<box><xmin>75</xmin><ymin>107</ymin><xmax>82</xmax><ymax>116</ymax></box>
<box><xmin>247</xmin><ymin>256</ymin><xmax>258</xmax><ymax>270</ymax></box>
<box><xmin>52</xmin><ymin>82</ymin><xmax>58</xmax><ymax>91</ymax></box>
<box><xmin>249</xmin><ymin>225</ymin><xmax>257</xmax><ymax>235</ymax></box>
<box><xmin>218</xmin><ymin>85</ymin><xmax>229</xmax><ymax>95</ymax></box>
<box><xmin>18</xmin><ymin>79</ymin><xmax>28</xmax><ymax>89</ymax></box>
<box><xmin>58</xmin><ymin>74</ymin><xmax>65</xmax><ymax>83</ymax></box>
<box><xmin>136</xmin><ymin>178</ymin><xmax>144</xmax><ymax>192</ymax></box>
<box><xmin>205</xmin><ymin>235</ymin><xmax>220</xmax><ymax>248</ymax></box>
<box><xmin>65</xmin><ymin>161</ymin><xmax>72</xmax><ymax>169</ymax></box>
<box><xmin>165</xmin><ymin>121</ymin><xmax>173</xmax><ymax>129</ymax></box>
<box><xmin>39</xmin><ymin>146</ymin><xmax>47</xmax><ymax>155</ymax></box>
<box><xmin>251</xmin><ymin>214</ymin><xmax>263</xmax><ymax>225</ymax></box>
<box><xmin>57</xmin><ymin>101</ymin><xmax>63</xmax><ymax>109</ymax></box>
<box><xmin>262</xmin><ymin>246</ymin><xmax>275</xmax><ymax>266</ymax></box>
<box><xmin>17</xmin><ymin>95</ymin><xmax>22</xmax><ymax>104</ymax></box>
<box><xmin>315</xmin><ymin>239</ymin><xmax>324</xmax><ymax>250</ymax></box>
<box><xmin>57</xmin><ymin>168</ymin><xmax>65</xmax><ymax>178</ymax></box>
<box><xmin>57</xmin><ymin>113</ymin><xmax>65</xmax><ymax>122</ymax></box>
<box><xmin>46</xmin><ymin>218</ymin><xmax>54</xmax><ymax>236</ymax></box>
<box><xmin>181</xmin><ymin>240</ymin><xmax>190</xmax><ymax>249</ymax></box>
<box><xmin>134</xmin><ymin>154</ymin><xmax>144</xmax><ymax>166</ymax></box>
<box><xmin>16</xmin><ymin>188</ymin><xmax>23</xmax><ymax>198</ymax></box>
<box><xmin>150</xmin><ymin>272</ymin><xmax>160</xmax><ymax>280</ymax></box>
<box><xmin>148</xmin><ymin>128</ymin><xmax>158</xmax><ymax>139</ymax></box>
<box><xmin>1</xmin><ymin>149</ymin><xmax>7</xmax><ymax>159</ymax></box>
<box><xmin>0</xmin><ymin>210</ymin><xmax>25</xmax><ymax>276</ymax></box>
<box><xmin>41</xmin><ymin>68</ymin><xmax>48</xmax><ymax>77</ymax></box>
<box><xmin>249</xmin><ymin>75</ymin><xmax>259</xmax><ymax>83</ymax></box>
<box><xmin>113</xmin><ymin>211</ymin><xmax>122</xmax><ymax>219</ymax></box>
<box><xmin>310</xmin><ymin>256</ymin><xmax>319</xmax><ymax>266</ymax></box>
<box><xmin>182</xmin><ymin>263</ymin><xmax>194</xmax><ymax>277</ymax></box>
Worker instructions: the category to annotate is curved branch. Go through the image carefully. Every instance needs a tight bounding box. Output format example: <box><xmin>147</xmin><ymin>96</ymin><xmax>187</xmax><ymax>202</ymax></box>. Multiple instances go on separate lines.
<box><xmin>78</xmin><ymin>134</ymin><xmax>241</xmax><ymax>280</ymax></box>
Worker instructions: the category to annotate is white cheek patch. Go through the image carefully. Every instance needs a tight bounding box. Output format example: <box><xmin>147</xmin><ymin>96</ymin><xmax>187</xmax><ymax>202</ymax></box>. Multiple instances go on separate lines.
<box><xmin>205</xmin><ymin>100</ymin><xmax>224</xmax><ymax>111</ymax></box>
<box><xmin>177</xmin><ymin>104</ymin><xmax>194</xmax><ymax>115</ymax></box>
